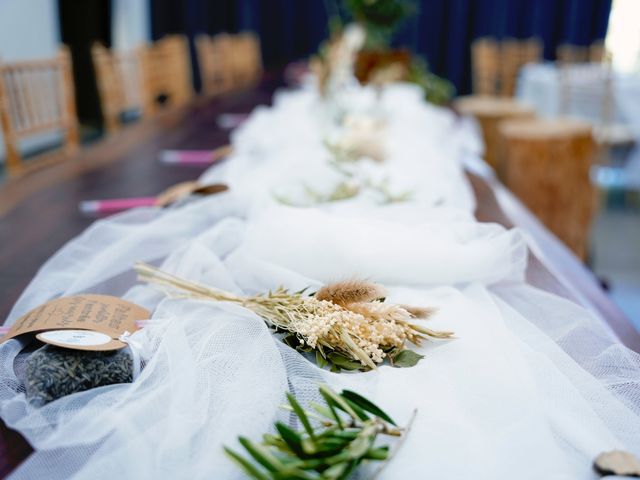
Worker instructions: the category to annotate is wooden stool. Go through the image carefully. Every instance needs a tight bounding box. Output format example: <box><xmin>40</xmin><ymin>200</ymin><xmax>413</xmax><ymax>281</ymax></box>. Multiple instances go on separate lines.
<box><xmin>499</xmin><ymin>118</ymin><xmax>597</xmax><ymax>260</ymax></box>
<box><xmin>454</xmin><ymin>96</ymin><xmax>535</xmax><ymax>174</ymax></box>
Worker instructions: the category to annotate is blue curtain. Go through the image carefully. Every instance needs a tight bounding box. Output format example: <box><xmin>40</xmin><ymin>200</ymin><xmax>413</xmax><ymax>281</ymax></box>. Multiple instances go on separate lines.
<box><xmin>149</xmin><ymin>0</ymin><xmax>612</xmax><ymax>95</ymax></box>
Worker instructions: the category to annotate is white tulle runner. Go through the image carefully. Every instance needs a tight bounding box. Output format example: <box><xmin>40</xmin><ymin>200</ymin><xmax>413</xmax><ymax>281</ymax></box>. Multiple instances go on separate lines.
<box><xmin>1</xmin><ymin>81</ymin><xmax>639</xmax><ymax>479</ymax></box>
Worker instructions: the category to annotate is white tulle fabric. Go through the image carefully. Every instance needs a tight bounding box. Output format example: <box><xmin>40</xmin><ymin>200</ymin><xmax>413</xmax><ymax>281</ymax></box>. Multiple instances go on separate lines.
<box><xmin>201</xmin><ymin>83</ymin><xmax>476</xmax><ymax>212</ymax></box>
<box><xmin>1</xmin><ymin>82</ymin><xmax>639</xmax><ymax>480</ymax></box>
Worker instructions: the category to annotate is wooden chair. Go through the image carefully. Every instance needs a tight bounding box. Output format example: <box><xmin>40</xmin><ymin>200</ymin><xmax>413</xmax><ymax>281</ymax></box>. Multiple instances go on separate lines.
<box><xmin>557</xmin><ymin>42</ymin><xmax>608</xmax><ymax>64</ymax></box>
<box><xmin>0</xmin><ymin>47</ymin><xmax>79</xmax><ymax>175</ymax></box>
<box><xmin>196</xmin><ymin>32</ymin><xmax>262</xmax><ymax>96</ymax></box>
<box><xmin>195</xmin><ymin>33</ymin><xmax>235</xmax><ymax>96</ymax></box>
<box><xmin>471</xmin><ymin>37</ymin><xmax>500</xmax><ymax>96</ymax></box>
<box><xmin>92</xmin><ymin>43</ymin><xmax>144</xmax><ymax>133</ymax></box>
<box><xmin>499</xmin><ymin>118</ymin><xmax>597</xmax><ymax>260</ymax></box>
<box><xmin>558</xmin><ymin>55</ymin><xmax>635</xmax><ymax>167</ymax></box>
<box><xmin>229</xmin><ymin>32</ymin><xmax>263</xmax><ymax>88</ymax></box>
<box><xmin>500</xmin><ymin>38</ymin><xmax>542</xmax><ymax>97</ymax></box>
<box><xmin>472</xmin><ymin>37</ymin><xmax>542</xmax><ymax>97</ymax></box>
<box><xmin>139</xmin><ymin>35</ymin><xmax>193</xmax><ymax>116</ymax></box>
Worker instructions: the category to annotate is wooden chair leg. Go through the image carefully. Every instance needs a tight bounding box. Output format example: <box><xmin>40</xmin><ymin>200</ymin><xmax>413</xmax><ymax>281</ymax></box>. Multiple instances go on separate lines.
<box><xmin>4</xmin><ymin>137</ymin><xmax>22</xmax><ymax>175</ymax></box>
<box><xmin>60</xmin><ymin>46</ymin><xmax>79</xmax><ymax>151</ymax></box>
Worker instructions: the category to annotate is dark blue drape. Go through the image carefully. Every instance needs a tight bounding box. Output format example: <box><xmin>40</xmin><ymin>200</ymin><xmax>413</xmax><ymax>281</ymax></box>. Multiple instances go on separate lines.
<box><xmin>150</xmin><ymin>0</ymin><xmax>612</xmax><ymax>95</ymax></box>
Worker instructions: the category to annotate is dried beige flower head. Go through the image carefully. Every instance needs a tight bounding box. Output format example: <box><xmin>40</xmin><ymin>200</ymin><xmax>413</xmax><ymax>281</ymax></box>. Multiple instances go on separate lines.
<box><xmin>315</xmin><ymin>279</ymin><xmax>386</xmax><ymax>305</ymax></box>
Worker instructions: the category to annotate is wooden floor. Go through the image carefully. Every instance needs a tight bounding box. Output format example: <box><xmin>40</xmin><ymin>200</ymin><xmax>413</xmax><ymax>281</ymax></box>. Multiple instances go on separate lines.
<box><xmin>0</xmin><ymin>71</ymin><xmax>638</xmax><ymax>475</ymax></box>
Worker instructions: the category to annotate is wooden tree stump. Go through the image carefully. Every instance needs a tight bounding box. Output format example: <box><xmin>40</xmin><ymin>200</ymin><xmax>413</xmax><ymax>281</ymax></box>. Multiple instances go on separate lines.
<box><xmin>499</xmin><ymin>118</ymin><xmax>597</xmax><ymax>260</ymax></box>
<box><xmin>454</xmin><ymin>96</ymin><xmax>535</xmax><ymax>176</ymax></box>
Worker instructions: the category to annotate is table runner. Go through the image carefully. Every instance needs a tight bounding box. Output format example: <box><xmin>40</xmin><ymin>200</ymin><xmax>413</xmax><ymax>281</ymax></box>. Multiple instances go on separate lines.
<box><xmin>1</xmin><ymin>80</ymin><xmax>639</xmax><ymax>479</ymax></box>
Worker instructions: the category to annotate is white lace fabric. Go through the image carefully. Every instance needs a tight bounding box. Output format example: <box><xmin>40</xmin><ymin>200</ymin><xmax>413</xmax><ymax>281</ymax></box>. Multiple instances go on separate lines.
<box><xmin>0</xmin><ymin>82</ymin><xmax>638</xmax><ymax>479</ymax></box>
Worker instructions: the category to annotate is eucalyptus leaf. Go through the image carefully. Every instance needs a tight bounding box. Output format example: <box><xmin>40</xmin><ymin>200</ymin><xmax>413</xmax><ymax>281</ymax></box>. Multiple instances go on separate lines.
<box><xmin>283</xmin><ymin>334</ymin><xmax>301</xmax><ymax>349</ymax></box>
<box><xmin>297</xmin><ymin>342</ymin><xmax>314</xmax><ymax>353</ymax></box>
<box><xmin>392</xmin><ymin>349</ymin><xmax>424</xmax><ymax>368</ymax></box>
<box><xmin>341</xmin><ymin>390</ymin><xmax>396</xmax><ymax>425</ymax></box>
<box><xmin>343</xmin><ymin>431</ymin><xmax>374</xmax><ymax>459</ymax></box>
<box><xmin>238</xmin><ymin>437</ymin><xmax>284</xmax><ymax>472</ymax></box>
<box><xmin>365</xmin><ymin>446</ymin><xmax>390</xmax><ymax>460</ymax></box>
<box><xmin>224</xmin><ymin>447</ymin><xmax>270</xmax><ymax>480</ymax></box>
<box><xmin>328</xmin><ymin>429</ymin><xmax>360</xmax><ymax>440</ymax></box>
<box><xmin>327</xmin><ymin>352</ymin><xmax>361</xmax><ymax>370</ymax></box>
<box><xmin>323</xmin><ymin>397</ymin><xmax>345</xmax><ymax>429</ymax></box>
<box><xmin>315</xmin><ymin>350</ymin><xmax>328</xmax><ymax>369</ymax></box>
<box><xmin>319</xmin><ymin>385</ymin><xmax>359</xmax><ymax>420</ymax></box>
<box><xmin>301</xmin><ymin>437</ymin><xmax>317</xmax><ymax>456</ymax></box>
<box><xmin>287</xmin><ymin>392</ymin><xmax>316</xmax><ymax>440</ymax></box>
<box><xmin>337</xmin><ymin>460</ymin><xmax>360</xmax><ymax>480</ymax></box>
<box><xmin>323</xmin><ymin>461</ymin><xmax>350</xmax><ymax>479</ymax></box>
<box><xmin>344</xmin><ymin>398</ymin><xmax>370</xmax><ymax>422</ymax></box>
<box><xmin>310</xmin><ymin>402</ymin><xmax>335</xmax><ymax>421</ymax></box>
<box><xmin>275</xmin><ymin>422</ymin><xmax>305</xmax><ymax>457</ymax></box>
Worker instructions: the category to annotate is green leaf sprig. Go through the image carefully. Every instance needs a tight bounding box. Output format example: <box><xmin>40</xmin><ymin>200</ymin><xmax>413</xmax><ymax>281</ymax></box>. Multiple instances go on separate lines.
<box><xmin>225</xmin><ymin>385</ymin><xmax>415</xmax><ymax>480</ymax></box>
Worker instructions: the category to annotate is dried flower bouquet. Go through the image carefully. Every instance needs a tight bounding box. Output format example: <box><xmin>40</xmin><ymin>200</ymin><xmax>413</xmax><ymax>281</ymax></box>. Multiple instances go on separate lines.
<box><xmin>136</xmin><ymin>263</ymin><xmax>453</xmax><ymax>371</ymax></box>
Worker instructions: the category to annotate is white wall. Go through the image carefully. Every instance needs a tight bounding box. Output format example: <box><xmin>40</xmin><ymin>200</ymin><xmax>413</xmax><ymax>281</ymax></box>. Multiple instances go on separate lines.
<box><xmin>606</xmin><ymin>0</ymin><xmax>640</xmax><ymax>73</ymax></box>
<box><xmin>0</xmin><ymin>0</ymin><xmax>59</xmax><ymax>61</ymax></box>
<box><xmin>112</xmin><ymin>0</ymin><xmax>150</xmax><ymax>50</ymax></box>
<box><xmin>0</xmin><ymin>0</ymin><xmax>60</xmax><ymax>164</ymax></box>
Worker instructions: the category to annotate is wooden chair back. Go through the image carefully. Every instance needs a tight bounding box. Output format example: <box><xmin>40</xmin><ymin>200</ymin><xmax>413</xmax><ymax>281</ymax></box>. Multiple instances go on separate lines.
<box><xmin>230</xmin><ymin>32</ymin><xmax>263</xmax><ymax>88</ymax></box>
<box><xmin>472</xmin><ymin>37</ymin><xmax>542</xmax><ymax>97</ymax></box>
<box><xmin>471</xmin><ymin>37</ymin><xmax>500</xmax><ymax>95</ymax></box>
<box><xmin>558</xmin><ymin>59</ymin><xmax>615</xmax><ymax>129</ymax></box>
<box><xmin>92</xmin><ymin>43</ymin><xmax>144</xmax><ymax>133</ymax></box>
<box><xmin>557</xmin><ymin>42</ymin><xmax>608</xmax><ymax>64</ymax></box>
<box><xmin>0</xmin><ymin>47</ymin><xmax>79</xmax><ymax>174</ymax></box>
<box><xmin>196</xmin><ymin>32</ymin><xmax>262</xmax><ymax>96</ymax></box>
<box><xmin>500</xmin><ymin>37</ymin><xmax>542</xmax><ymax>97</ymax></box>
<box><xmin>139</xmin><ymin>35</ymin><xmax>193</xmax><ymax>116</ymax></box>
<box><xmin>196</xmin><ymin>33</ymin><xmax>235</xmax><ymax>96</ymax></box>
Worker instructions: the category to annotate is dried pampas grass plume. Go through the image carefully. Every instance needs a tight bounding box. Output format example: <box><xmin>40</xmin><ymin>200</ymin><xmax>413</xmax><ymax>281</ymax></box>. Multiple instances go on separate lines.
<box><xmin>316</xmin><ymin>279</ymin><xmax>386</xmax><ymax>305</ymax></box>
<box><xmin>400</xmin><ymin>305</ymin><xmax>436</xmax><ymax>320</ymax></box>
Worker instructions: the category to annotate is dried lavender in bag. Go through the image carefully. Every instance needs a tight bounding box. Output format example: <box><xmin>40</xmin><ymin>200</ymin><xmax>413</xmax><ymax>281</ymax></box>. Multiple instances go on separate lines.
<box><xmin>24</xmin><ymin>344</ymin><xmax>134</xmax><ymax>406</ymax></box>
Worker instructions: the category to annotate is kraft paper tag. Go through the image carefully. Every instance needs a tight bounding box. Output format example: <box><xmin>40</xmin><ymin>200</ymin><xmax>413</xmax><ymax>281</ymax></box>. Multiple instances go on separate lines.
<box><xmin>1</xmin><ymin>295</ymin><xmax>150</xmax><ymax>351</ymax></box>
<box><xmin>155</xmin><ymin>182</ymin><xmax>229</xmax><ymax>207</ymax></box>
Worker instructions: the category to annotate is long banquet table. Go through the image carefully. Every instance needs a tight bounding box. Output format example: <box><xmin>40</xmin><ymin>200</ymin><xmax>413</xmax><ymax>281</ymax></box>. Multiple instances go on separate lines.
<box><xmin>0</xmin><ymin>71</ymin><xmax>639</xmax><ymax>476</ymax></box>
